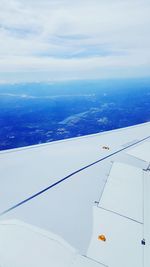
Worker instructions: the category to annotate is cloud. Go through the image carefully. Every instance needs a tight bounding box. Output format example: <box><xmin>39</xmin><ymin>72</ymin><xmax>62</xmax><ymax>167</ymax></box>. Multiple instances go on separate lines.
<box><xmin>0</xmin><ymin>0</ymin><xmax>150</xmax><ymax>82</ymax></box>
<box><xmin>97</xmin><ymin>117</ymin><xmax>109</xmax><ymax>126</ymax></box>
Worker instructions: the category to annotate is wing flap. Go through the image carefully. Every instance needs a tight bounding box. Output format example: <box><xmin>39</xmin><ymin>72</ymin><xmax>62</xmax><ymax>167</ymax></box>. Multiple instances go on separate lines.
<box><xmin>98</xmin><ymin>162</ymin><xmax>143</xmax><ymax>223</ymax></box>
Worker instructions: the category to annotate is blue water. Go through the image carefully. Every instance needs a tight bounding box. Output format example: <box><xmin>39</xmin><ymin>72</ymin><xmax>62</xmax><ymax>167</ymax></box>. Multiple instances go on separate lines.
<box><xmin>0</xmin><ymin>78</ymin><xmax>150</xmax><ymax>151</ymax></box>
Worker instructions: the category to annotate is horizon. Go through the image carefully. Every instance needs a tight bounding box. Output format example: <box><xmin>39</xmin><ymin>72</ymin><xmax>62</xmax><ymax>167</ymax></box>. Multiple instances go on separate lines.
<box><xmin>0</xmin><ymin>76</ymin><xmax>150</xmax><ymax>86</ymax></box>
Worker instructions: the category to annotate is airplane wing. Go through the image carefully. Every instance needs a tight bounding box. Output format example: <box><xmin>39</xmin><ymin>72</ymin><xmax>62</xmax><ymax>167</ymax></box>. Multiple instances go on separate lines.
<box><xmin>0</xmin><ymin>122</ymin><xmax>150</xmax><ymax>267</ymax></box>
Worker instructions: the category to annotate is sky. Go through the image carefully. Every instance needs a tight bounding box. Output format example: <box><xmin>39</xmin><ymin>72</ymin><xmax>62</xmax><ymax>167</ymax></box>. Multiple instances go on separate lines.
<box><xmin>0</xmin><ymin>0</ymin><xmax>150</xmax><ymax>83</ymax></box>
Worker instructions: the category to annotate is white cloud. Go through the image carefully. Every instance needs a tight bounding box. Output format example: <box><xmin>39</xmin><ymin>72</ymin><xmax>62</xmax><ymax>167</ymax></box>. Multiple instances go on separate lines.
<box><xmin>0</xmin><ymin>0</ymin><xmax>150</xmax><ymax>82</ymax></box>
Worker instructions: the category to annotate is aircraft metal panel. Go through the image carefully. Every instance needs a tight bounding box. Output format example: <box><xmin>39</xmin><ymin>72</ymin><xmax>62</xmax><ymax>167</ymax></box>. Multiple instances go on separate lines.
<box><xmin>87</xmin><ymin>206</ymin><xmax>143</xmax><ymax>267</ymax></box>
<box><xmin>126</xmin><ymin>142</ymin><xmax>150</xmax><ymax>163</ymax></box>
<box><xmin>99</xmin><ymin>162</ymin><xmax>143</xmax><ymax>223</ymax></box>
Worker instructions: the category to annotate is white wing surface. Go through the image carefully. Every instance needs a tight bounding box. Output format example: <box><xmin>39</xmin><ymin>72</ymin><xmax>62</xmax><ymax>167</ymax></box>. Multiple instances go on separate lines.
<box><xmin>0</xmin><ymin>122</ymin><xmax>150</xmax><ymax>266</ymax></box>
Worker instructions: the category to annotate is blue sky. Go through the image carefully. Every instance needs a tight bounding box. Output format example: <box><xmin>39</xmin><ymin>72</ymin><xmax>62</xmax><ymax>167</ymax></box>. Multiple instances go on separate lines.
<box><xmin>0</xmin><ymin>0</ymin><xmax>150</xmax><ymax>83</ymax></box>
